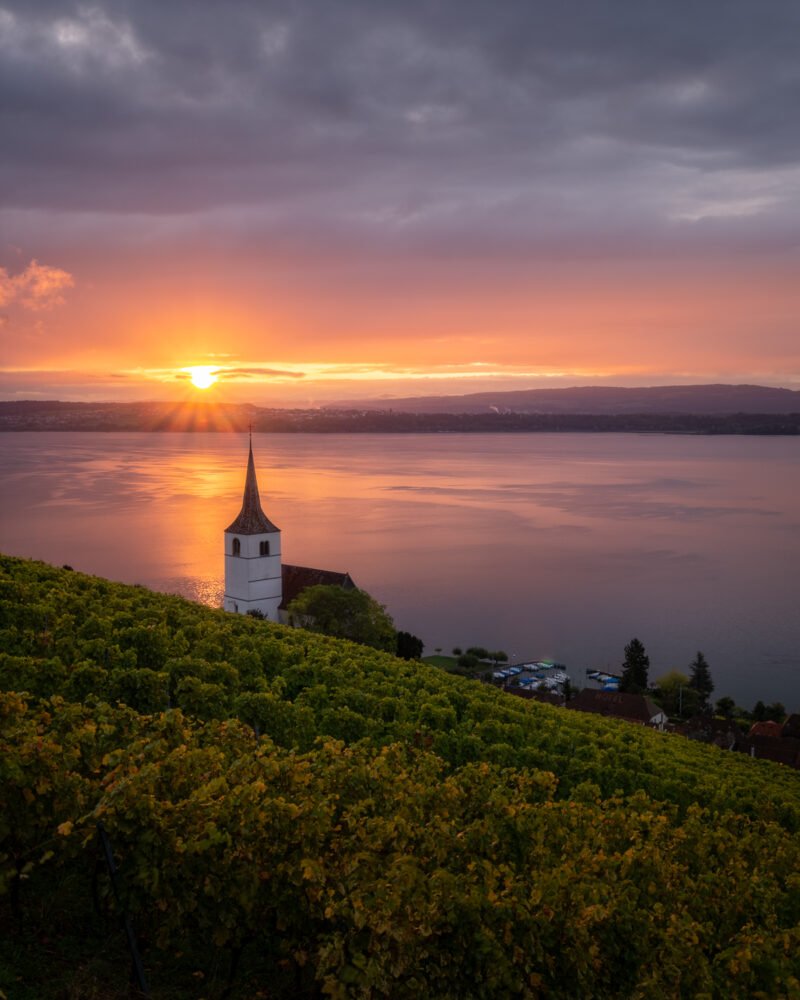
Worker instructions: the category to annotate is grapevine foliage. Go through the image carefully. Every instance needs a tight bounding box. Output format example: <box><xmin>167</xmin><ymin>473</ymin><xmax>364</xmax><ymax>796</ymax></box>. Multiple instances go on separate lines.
<box><xmin>1</xmin><ymin>555</ymin><xmax>800</xmax><ymax>998</ymax></box>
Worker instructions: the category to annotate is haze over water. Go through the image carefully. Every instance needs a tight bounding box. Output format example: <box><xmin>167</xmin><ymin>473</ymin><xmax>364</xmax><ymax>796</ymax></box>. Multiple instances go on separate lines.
<box><xmin>1</xmin><ymin>431</ymin><xmax>798</xmax><ymax>708</ymax></box>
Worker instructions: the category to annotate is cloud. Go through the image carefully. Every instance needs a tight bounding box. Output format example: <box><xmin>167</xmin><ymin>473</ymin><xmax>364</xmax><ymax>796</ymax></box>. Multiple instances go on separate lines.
<box><xmin>218</xmin><ymin>367</ymin><xmax>306</xmax><ymax>380</ymax></box>
<box><xmin>2</xmin><ymin>1</ymin><xmax>799</xmax><ymax>398</ymax></box>
<box><xmin>0</xmin><ymin>259</ymin><xmax>74</xmax><ymax>310</ymax></box>
<box><xmin>167</xmin><ymin>366</ymin><xmax>306</xmax><ymax>381</ymax></box>
<box><xmin>2</xmin><ymin>0</ymin><xmax>800</xmax><ymax>256</ymax></box>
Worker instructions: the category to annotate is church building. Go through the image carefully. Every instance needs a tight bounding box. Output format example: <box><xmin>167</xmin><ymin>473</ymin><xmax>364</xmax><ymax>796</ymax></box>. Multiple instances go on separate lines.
<box><xmin>224</xmin><ymin>438</ymin><xmax>355</xmax><ymax>621</ymax></box>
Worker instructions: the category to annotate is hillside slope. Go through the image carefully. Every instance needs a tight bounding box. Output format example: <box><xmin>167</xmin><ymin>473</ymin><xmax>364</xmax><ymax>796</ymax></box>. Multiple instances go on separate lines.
<box><xmin>338</xmin><ymin>383</ymin><xmax>800</xmax><ymax>415</ymax></box>
<box><xmin>2</xmin><ymin>555</ymin><xmax>799</xmax><ymax>998</ymax></box>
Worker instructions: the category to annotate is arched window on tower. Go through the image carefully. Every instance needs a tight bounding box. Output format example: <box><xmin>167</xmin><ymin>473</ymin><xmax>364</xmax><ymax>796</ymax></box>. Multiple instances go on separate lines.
<box><xmin>259</xmin><ymin>540</ymin><xmax>270</xmax><ymax>556</ymax></box>
<box><xmin>232</xmin><ymin>538</ymin><xmax>241</xmax><ymax>556</ymax></box>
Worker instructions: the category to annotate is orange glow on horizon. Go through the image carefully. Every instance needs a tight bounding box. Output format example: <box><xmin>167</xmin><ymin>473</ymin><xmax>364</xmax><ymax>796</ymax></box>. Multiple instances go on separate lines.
<box><xmin>4</xmin><ymin>252</ymin><xmax>799</xmax><ymax>403</ymax></box>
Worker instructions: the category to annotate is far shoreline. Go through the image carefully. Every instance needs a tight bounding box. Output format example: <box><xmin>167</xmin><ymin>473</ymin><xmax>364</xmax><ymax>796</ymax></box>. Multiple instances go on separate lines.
<box><xmin>1</xmin><ymin>400</ymin><xmax>799</xmax><ymax>436</ymax></box>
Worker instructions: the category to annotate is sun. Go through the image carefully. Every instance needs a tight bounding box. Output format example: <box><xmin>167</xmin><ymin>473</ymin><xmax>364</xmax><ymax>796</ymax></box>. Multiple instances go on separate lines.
<box><xmin>187</xmin><ymin>366</ymin><xmax>218</xmax><ymax>390</ymax></box>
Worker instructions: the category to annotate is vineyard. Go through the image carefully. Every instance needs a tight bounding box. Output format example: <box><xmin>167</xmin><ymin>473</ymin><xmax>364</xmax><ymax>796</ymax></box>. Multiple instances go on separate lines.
<box><xmin>1</xmin><ymin>555</ymin><xmax>799</xmax><ymax>998</ymax></box>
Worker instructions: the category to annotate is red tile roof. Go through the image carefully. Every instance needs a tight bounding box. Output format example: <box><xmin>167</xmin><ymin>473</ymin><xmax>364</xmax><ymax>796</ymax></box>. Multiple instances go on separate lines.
<box><xmin>279</xmin><ymin>564</ymin><xmax>356</xmax><ymax>610</ymax></box>
<box><xmin>567</xmin><ymin>689</ymin><xmax>665</xmax><ymax>725</ymax></box>
<box><xmin>747</xmin><ymin>720</ymin><xmax>784</xmax><ymax>738</ymax></box>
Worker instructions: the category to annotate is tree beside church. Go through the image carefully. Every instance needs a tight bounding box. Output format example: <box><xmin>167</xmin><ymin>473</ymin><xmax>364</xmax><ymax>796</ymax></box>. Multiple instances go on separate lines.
<box><xmin>287</xmin><ymin>584</ymin><xmax>396</xmax><ymax>652</ymax></box>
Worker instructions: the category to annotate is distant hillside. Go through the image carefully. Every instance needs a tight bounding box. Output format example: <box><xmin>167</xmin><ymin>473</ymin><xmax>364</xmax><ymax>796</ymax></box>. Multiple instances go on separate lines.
<box><xmin>337</xmin><ymin>383</ymin><xmax>800</xmax><ymax>415</ymax></box>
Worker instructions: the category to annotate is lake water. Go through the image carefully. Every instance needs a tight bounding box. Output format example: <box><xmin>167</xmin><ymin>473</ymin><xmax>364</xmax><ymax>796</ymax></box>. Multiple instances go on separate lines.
<box><xmin>1</xmin><ymin>431</ymin><xmax>798</xmax><ymax>708</ymax></box>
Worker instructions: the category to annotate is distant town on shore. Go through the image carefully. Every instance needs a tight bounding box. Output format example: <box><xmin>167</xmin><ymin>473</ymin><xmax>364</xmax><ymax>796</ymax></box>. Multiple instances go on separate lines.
<box><xmin>2</xmin><ymin>383</ymin><xmax>800</xmax><ymax>434</ymax></box>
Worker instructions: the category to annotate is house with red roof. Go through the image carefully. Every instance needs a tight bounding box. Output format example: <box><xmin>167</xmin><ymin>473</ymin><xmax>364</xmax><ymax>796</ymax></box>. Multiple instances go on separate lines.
<box><xmin>566</xmin><ymin>689</ymin><xmax>667</xmax><ymax>730</ymax></box>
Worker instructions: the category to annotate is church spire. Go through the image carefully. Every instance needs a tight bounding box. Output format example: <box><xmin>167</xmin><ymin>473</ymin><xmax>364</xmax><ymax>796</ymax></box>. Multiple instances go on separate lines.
<box><xmin>225</xmin><ymin>439</ymin><xmax>279</xmax><ymax>534</ymax></box>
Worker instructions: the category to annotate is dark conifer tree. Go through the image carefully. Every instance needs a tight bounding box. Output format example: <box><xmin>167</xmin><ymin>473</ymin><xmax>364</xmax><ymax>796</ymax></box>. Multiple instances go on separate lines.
<box><xmin>688</xmin><ymin>651</ymin><xmax>714</xmax><ymax>710</ymax></box>
<box><xmin>620</xmin><ymin>637</ymin><xmax>650</xmax><ymax>693</ymax></box>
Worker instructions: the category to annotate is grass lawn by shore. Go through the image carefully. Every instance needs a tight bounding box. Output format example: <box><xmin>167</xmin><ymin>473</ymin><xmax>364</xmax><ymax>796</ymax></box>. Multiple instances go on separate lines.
<box><xmin>422</xmin><ymin>654</ymin><xmax>493</xmax><ymax>679</ymax></box>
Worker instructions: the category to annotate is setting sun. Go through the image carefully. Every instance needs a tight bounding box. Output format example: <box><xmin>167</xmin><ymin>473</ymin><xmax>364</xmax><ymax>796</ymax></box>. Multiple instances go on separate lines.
<box><xmin>187</xmin><ymin>366</ymin><xmax>218</xmax><ymax>390</ymax></box>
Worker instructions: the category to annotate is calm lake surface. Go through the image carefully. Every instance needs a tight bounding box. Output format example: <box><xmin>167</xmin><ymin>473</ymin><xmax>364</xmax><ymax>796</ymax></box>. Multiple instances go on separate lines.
<box><xmin>1</xmin><ymin>431</ymin><xmax>798</xmax><ymax>707</ymax></box>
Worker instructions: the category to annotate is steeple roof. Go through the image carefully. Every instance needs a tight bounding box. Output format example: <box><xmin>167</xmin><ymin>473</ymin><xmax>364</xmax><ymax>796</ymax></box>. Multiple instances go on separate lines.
<box><xmin>225</xmin><ymin>440</ymin><xmax>279</xmax><ymax>535</ymax></box>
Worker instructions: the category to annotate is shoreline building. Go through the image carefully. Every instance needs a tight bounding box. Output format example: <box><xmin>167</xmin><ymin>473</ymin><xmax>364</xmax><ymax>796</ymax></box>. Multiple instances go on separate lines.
<box><xmin>224</xmin><ymin>438</ymin><xmax>355</xmax><ymax>621</ymax></box>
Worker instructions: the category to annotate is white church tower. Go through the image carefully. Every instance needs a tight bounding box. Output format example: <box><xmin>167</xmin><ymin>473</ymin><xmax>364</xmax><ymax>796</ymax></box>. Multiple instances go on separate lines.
<box><xmin>223</xmin><ymin>437</ymin><xmax>282</xmax><ymax>620</ymax></box>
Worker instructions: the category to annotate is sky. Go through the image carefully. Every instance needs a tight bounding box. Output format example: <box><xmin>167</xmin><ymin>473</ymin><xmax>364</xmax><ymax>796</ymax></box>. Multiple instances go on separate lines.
<box><xmin>1</xmin><ymin>0</ymin><xmax>799</xmax><ymax>405</ymax></box>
